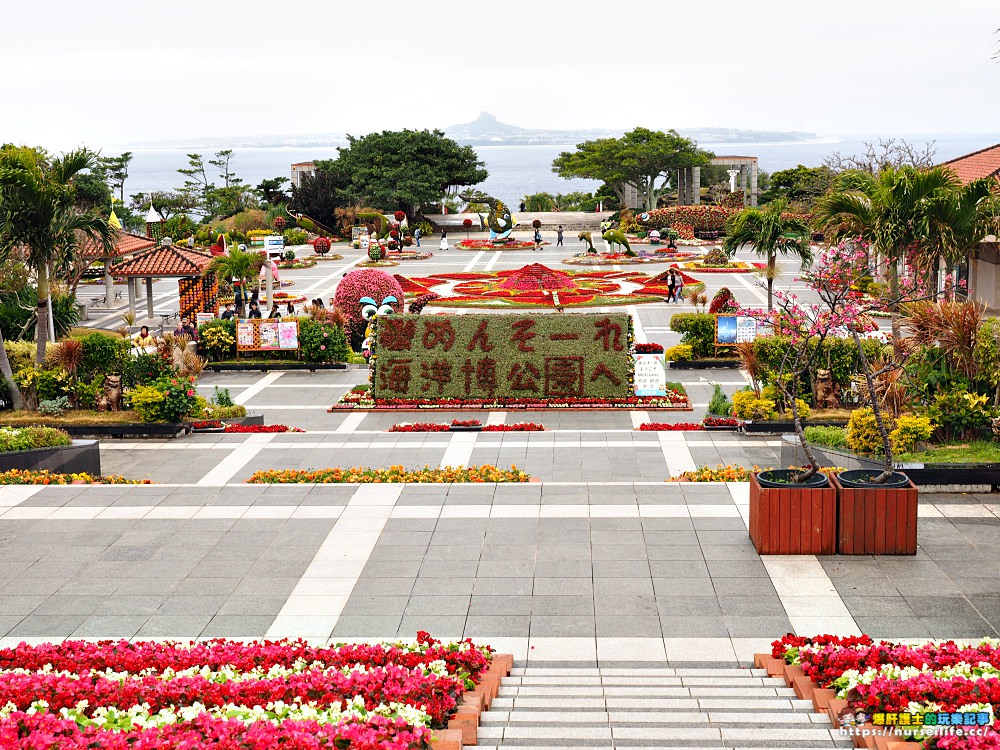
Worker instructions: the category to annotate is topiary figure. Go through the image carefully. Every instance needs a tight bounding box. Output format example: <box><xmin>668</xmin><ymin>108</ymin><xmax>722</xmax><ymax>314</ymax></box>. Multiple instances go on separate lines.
<box><xmin>701</xmin><ymin>247</ymin><xmax>731</xmax><ymax>267</ymax></box>
<box><xmin>333</xmin><ymin>269</ymin><xmax>404</xmax><ymax>350</ymax></box>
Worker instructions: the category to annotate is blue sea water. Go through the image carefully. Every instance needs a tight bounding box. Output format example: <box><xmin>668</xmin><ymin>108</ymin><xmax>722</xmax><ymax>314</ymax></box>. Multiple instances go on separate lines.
<box><xmin>116</xmin><ymin>135</ymin><xmax>995</xmax><ymax>209</ymax></box>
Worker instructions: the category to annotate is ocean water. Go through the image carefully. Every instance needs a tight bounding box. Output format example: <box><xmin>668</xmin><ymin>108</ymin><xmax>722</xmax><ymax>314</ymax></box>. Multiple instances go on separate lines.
<box><xmin>117</xmin><ymin>135</ymin><xmax>994</xmax><ymax>208</ymax></box>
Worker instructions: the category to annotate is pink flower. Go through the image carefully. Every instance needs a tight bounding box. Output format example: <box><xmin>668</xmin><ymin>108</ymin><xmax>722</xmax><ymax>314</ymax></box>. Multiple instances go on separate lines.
<box><xmin>320</xmin><ymin>345</ymin><xmax>326</xmax><ymax>350</ymax></box>
<box><xmin>187</xmin><ymin>390</ymin><xmax>194</xmax><ymax>397</ymax></box>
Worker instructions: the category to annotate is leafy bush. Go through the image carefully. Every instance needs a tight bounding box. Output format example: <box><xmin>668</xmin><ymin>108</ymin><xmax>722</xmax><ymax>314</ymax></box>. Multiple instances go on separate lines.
<box><xmin>928</xmin><ymin>390</ymin><xmax>992</xmax><ymax>441</ymax></box>
<box><xmin>732</xmin><ymin>389</ymin><xmax>777</xmax><ymax>421</ymax></box>
<box><xmin>782</xmin><ymin>398</ymin><xmax>811</xmax><ymax>421</ymax></box>
<box><xmin>73</xmin><ymin>378</ymin><xmax>102</xmax><ymax>409</ymax></box>
<box><xmin>708</xmin><ymin>287</ymin><xmax>738</xmax><ymax>313</ymax></box>
<box><xmin>204</xmin><ymin>403</ymin><xmax>247</xmax><ymax>419</ymax></box>
<box><xmin>198</xmin><ymin>320</ymin><xmax>237</xmax><ymax>361</ymax></box>
<box><xmin>752</xmin><ymin>335</ymin><xmax>885</xmax><ymax>389</ymax></box>
<box><xmin>707</xmin><ymin>384</ymin><xmax>733</xmax><ymax>417</ymax></box>
<box><xmin>4</xmin><ymin>341</ymin><xmax>37</xmax><ymax>373</ymax></box>
<box><xmin>126</xmin><ymin>376</ymin><xmax>199</xmax><ymax>423</ymax></box>
<box><xmin>889</xmin><ymin>415</ymin><xmax>934</xmax><ymax>454</ymax></box>
<box><xmin>38</xmin><ymin>396</ymin><xmax>71</xmax><ymax>416</ymax></box>
<box><xmin>79</xmin><ymin>332</ymin><xmax>130</xmax><ymax>381</ymax></box>
<box><xmin>122</xmin><ymin>352</ymin><xmax>173</xmax><ymax>390</ymax></box>
<box><xmin>211</xmin><ymin>386</ymin><xmax>235</xmax><ymax>407</ymax></box>
<box><xmin>0</xmin><ymin>290</ymin><xmax>79</xmax><ymax>341</ymax></box>
<box><xmin>664</xmin><ymin>344</ymin><xmax>693</xmax><ymax>362</ymax></box>
<box><xmin>845</xmin><ymin>407</ymin><xmax>885</xmax><ymax>455</ymax></box>
<box><xmin>299</xmin><ymin>319</ymin><xmax>350</xmax><ymax>363</ymax></box>
<box><xmin>0</xmin><ymin>426</ymin><xmax>71</xmax><ymax>453</ymax></box>
<box><xmin>804</xmin><ymin>425</ymin><xmax>847</xmax><ymax>448</ymax></box>
<box><xmin>283</xmin><ymin>228</ymin><xmax>310</xmax><ymax>245</ymax></box>
<box><xmin>669</xmin><ymin>313</ymin><xmax>716</xmax><ymax>358</ymax></box>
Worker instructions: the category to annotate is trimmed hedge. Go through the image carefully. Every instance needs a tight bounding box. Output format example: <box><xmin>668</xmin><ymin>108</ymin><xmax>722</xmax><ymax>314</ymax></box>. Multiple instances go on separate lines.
<box><xmin>371</xmin><ymin>312</ymin><xmax>633</xmax><ymax>402</ymax></box>
<box><xmin>669</xmin><ymin>313</ymin><xmax>717</xmax><ymax>358</ymax></box>
<box><xmin>752</xmin><ymin>336</ymin><xmax>887</xmax><ymax>388</ymax></box>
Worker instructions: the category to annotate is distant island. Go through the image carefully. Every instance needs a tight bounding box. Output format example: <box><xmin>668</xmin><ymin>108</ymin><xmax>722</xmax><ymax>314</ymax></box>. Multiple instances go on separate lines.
<box><xmin>125</xmin><ymin>112</ymin><xmax>823</xmax><ymax>150</ymax></box>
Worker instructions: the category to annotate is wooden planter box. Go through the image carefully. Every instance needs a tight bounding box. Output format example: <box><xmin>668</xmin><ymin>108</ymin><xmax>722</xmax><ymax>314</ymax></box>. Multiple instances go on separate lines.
<box><xmin>749</xmin><ymin>472</ymin><xmax>837</xmax><ymax>555</ymax></box>
<box><xmin>832</xmin><ymin>474</ymin><xmax>918</xmax><ymax>555</ymax></box>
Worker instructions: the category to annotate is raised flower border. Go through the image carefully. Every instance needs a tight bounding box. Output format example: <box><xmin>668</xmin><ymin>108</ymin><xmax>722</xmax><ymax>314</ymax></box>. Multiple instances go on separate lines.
<box><xmin>247</xmin><ymin>464</ymin><xmax>531</xmax><ymax>483</ymax></box>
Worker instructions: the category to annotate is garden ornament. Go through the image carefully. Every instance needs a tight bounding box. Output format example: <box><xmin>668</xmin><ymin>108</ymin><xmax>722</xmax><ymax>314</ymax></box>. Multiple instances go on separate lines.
<box><xmin>459</xmin><ymin>189</ymin><xmax>516</xmax><ymax>240</ymax></box>
<box><xmin>578</xmin><ymin>231</ymin><xmax>598</xmax><ymax>254</ymax></box>
<box><xmin>602</xmin><ymin>229</ymin><xmax>634</xmax><ymax>257</ymax></box>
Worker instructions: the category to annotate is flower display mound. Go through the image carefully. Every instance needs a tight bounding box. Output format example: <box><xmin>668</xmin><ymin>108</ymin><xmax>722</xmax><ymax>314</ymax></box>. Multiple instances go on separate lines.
<box><xmin>263</xmin><ymin>291</ymin><xmax>307</xmax><ymax>304</ymax></box>
<box><xmin>0</xmin><ymin>469</ymin><xmax>150</xmax><ymax>485</ymax></box>
<box><xmin>772</xmin><ymin>634</ymin><xmax>1000</xmax><ymax>745</ymax></box>
<box><xmin>561</xmin><ymin>250</ymin><xmax>698</xmax><ymax>266</ymax></box>
<box><xmin>0</xmin><ymin>633</ymin><xmax>495</xmax><ymax>749</ymax></box>
<box><xmin>335</xmin><ymin>268</ymin><xmax>405</xmax><ymax>345</ymax></box>
<box><xmin>401</xmin><ymin>264</ymin><xmax>700</xmax><ymax>308</ymax></box>
<box><xmin>674</xmin><ymin>260</ymin><xmax>768</xmax><ymax>273</ymax></box>
<box><xmin>248</xmin><ymin>464</ymin><xmax>531</xmax><ymax>483</ymax></box>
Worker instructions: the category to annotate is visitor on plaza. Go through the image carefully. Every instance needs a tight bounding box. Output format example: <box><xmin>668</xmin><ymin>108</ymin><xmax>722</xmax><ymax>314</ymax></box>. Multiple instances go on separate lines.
<box><xmin>135</xmin><ymin>325</ymin><xmax>154</xmax><ymax>348</ymax></box>
<box><xmin>286</xmin><ymin>301</ymin><xmax>295</xmax><ymax>316</ymax></box>
<box><xmin>666</xmin><ymin>270</ymin><xmax>677</xmax><ymax>302</ymax></box>
<box><xmin>519</xmin><ymin>201</ymin><xmax>526</xmax><ymax>212</ymax></box>
<box><xmin>413</xmin><ymin>226</ymin><xmax>421</xmax><ymax>246</ymax></box>
<box><xmin>268</xmin><ymin>306</ymin><xmax>281</xmax><ymax>319</ymax></box>
<box><xmin>674</xmin><ymin>271</ymin><xmax>685</xmax><ymax>303</ymax></box>
<box><xmin>183</xmin><ymin>319</ymin><xmax>198</xmax><ymax>340</ymax></box>
<box><xmin>173</xmin><ymin>320</ymin><xmax>186</xmax><ymax>337</ymax></box>
<box><xmin>439</xmin><ymin>230</ymin><xmax>448</xmax><ymax>251</ymax></box>
<box><xmin>248</xmin><ymin>303</ymin><xmax>262</xmax><ymax>319</ymax></box>
<box><xmin>220</xmin><ymin>304</ymin><xmax>235</xmax><ymax>320</ymax></box>
<box><xmin>556</xmin><ymin>226</ymin><xmax>564</xmax><ymax>246</ymax></box>
<box><xmin>533</xmin><ymin>227</ymin><xmax>542</xmax><ymax>251</ymax></box>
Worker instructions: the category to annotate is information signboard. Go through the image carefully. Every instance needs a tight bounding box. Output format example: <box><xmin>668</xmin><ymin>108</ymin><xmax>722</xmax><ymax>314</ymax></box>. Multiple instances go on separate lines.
<box><xmin>716</xmin><ymin>315</ymin><xmax>758</xmax><ymax>345</ymax></box>
<box><xmin>236</xmin><ymin>318</ymin><xmax>300</xmax><ymax>352</ymax></box>
<box><xmin>633</xmin><ymin>353</ymin><xmax>667</xmax><ymax>396</ymax></box>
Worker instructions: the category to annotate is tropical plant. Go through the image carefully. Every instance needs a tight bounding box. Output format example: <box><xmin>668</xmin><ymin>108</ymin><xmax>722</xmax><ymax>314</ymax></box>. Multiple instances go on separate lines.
<box><xmin>0</xmin><ymin>145</ymin><xmax>114</xmax><ymax>366</ymax></box>
<box><xmin>208</xmin><ymin>244</ymin><xmax>265</xmax><ymax>308</ymax></box>
<box><xmin>721</xmin><ymin>198</ymin><xmax>811</xmax><ymax>311</ymax></box>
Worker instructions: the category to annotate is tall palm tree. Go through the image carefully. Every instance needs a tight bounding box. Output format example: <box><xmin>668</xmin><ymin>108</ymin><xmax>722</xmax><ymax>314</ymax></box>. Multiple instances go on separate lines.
<box><xmin>208</xmin><ymin>244</ymin><xmax>264</xmax><ymax>313</ymax></box>
<box><xmin>0</xmin><ymin>146</ymin><xmax>114</xmax><ymax>364</ymax></box>
<box><xmin>813</xmin><ymin>166</ymin><xmax>978</xmax><ymax>349</ymax></box>
<box><xmin>722</xmin><ymin>198</ymin><xmax>811</xmax><ymax>311</ymax></box>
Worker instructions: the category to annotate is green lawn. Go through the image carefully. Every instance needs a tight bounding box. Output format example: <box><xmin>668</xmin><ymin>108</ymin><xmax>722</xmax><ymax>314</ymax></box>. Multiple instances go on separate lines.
<box><xmin>897</xmin><ymin>441</ymin><xmax>1000</xmax><ymax>464</ymax></box>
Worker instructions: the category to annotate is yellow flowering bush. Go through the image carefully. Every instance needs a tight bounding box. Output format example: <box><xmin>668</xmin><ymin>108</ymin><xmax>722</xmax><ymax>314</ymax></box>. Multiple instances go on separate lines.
<box><xmin>732</xmin><ymin>390</ymin><xmax>777</xmax><ymax>421</ymax></box>
<box><xmin>890</xmin><ymin>415</ymin><xmax>934</xmax><ymax>454</ymax></box>
<box><xmin>664</xmin><ymin>344</ymin><xmax>693</xmax><ymax>361</ymax></box>
<box><xmin>845</xmin><ymin>407</ymin><xmax>885</xmax><ymax>455</ymax></box>
<box><xmin>247</xmin><ymin>464</ymin><xmax>531</xmax><ymax>484</ymax></box>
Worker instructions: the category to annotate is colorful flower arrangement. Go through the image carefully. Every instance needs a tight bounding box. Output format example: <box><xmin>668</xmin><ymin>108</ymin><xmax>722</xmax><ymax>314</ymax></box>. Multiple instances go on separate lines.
<box><xmin>191</xmin><ymin>421</ymin><xmax>304</xmax><ymax>433</ymax></box>
<box><xmin>0</xmin><ymin>634</ymin><xmax>494</xmax><ymax>749</ymax></box>
<box><xmin>638</xmin><ymin>422</ymin><xmax>705</xmax><ymax>431</ymax></box>
<box><xmin>247</xmin><ymin>464</ymin><xmax>531</xmax><ymax>483</ymax></box>
<box><xmin>635</xmin><ymin>342</ymin><xmax>665</xmax><ymax>353</ymax></box>
<box><xmin>335</xmin><ymin>391</ymin><xmax>689</xmax><ymax>410</ymax></box>
<box><xmin>0</xmin><ymin>469</ymin><xmax>150</xmax><ymax>485</ymax></box>
<box><xmin>388</xmin><ymin>420</ymin><xmax>546</xmax><ymax>432</ymax></box>
<box><xmin>673</xmin><ymin>464</ymin><xmax>759</xmax><ymax>482</ymax></box>
<box><xmin>771</xmin><ymin>634</ymin><xmax>1000</xmax><ymax>744</ymax></box>
<box><xmin>703</xmin><ymin>416</ymin><xmax>741</xmax><ymax>427</ymax></box>
<box><xmin>456</xmin><ymin>239</ymin><xmax>535</xmax><ymax>250</ymax></box>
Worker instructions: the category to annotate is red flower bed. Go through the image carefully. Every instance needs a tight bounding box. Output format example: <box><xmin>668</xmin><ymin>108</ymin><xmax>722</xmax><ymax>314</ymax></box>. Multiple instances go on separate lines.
<box><xmin>0</xmin><ymin>633</ymin><xmax>494</xmax><ymax>749</ymax></box>
<box><xmin>191</xmin><ymin>421</ymin><xmax>305</xmax><ymax>433</ymax></box>
<box><xmin>703</xmin><ymin>416</ymin><xmax>740</xmax><ymax>427</ymax></box>
<box><xmin>389</xmin><ymin>422</ymin><xmax>451</xmax><ymax>432</ymax></box>
<box><xmin>638</xmin><ymin>422</ymin><xmax>704</xmax><ymax>431</ymax></box>
<box><xmin>389</xmin><ymin>420</ymin><xmax>546</xmax><ymax>432</ymax></box>
<box><xmin>635</xmin><ymin>342</ymin><xmax>665</xmax><ymax>353</ymax></box>
<box><xmin>484</xmin><ymin>422</ymin><xmax>544</xmax><ymax>431</ymax></box>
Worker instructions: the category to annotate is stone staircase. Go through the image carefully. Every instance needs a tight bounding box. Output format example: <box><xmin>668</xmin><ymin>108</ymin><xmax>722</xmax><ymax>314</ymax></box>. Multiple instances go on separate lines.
<box><xmin>477</xmin><ymin>664</ymin><xmax>852</xmax><ymax>749</ymax></box>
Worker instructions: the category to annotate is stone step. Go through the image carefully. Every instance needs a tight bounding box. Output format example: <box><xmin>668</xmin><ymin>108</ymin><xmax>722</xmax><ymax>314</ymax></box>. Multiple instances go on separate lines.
<box><xmin>499</xmin><ymin>686</ymin><xmax>799</xmax><ymax>697</ymax></box>
<box><xmin>510</xmin><ymin>668</ymin><xmax>771</xmax><ymax>677</ymax></box>
<box><xmin>482</xmin><ymin>710</ymin><xmax>820</xmax><ymax>724</ymax></box>
<box><xmin>493</xmin><ymin>697</ymin><xmax>815</xmax><ymax>711</ymax></box>
<box><xmin>507</xmin><ymin>676</ymin><xmax>784</xmax><ymax>686</ymax></box>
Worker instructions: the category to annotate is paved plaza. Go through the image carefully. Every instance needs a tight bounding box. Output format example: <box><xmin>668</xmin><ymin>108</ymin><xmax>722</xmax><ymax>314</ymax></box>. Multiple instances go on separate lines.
<box><xmin>2</xmin><ymin>237</ymin><xmax>997</xmax><ymax>748</ymax></box>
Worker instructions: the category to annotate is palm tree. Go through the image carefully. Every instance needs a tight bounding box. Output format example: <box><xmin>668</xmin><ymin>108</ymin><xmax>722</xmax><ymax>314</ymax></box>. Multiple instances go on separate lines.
<box><xmin>0</xmin><ymin>146</ymin><xmax>114</xmax><ymax>364</ymax></box>
<box><xmin>813</xmin><ymin>166</ymin><xmax>984</xmax><ymax>349</ymax></box>
<box><xmin>208</xmin><ymin>244</ymin><xmax>264</xmax><ymax>313</ymax></box>
<box><xmin>722</xmin><ymin>198</ymin><xmax>811</xmax><ymax>311</ymax></box>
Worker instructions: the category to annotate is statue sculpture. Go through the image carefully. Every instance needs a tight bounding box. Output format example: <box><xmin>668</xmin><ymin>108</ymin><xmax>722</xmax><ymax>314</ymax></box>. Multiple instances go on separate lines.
<box><xmin>459</xmin><ymin>190</ymin><xmax>516</xmax><ymax>240</ymax></box>
<box><xmin>578</xmin><ymin>231</ymin><xmax>598</xmax><ymax>254</ymax></box>
<box><xmin>814</xmin><ymin>368</ymin><xmax>841</xmax><ymax>410</ymax></box>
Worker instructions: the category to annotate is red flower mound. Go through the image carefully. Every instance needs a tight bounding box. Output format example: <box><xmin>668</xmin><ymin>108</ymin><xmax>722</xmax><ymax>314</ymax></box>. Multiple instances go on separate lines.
<box><xmin>388</xmin><ymin>423</ymin><xmax>450</xmax><ymax>432</ymax></box>
<box><xmin>638</xmin><ymin>422</ymin><xmax>704</xmax><ymax>431</ymax></box>
<box><xmin>498</xmin><ymin>263</ymin><xmax>576</xmax><ymax>291</ymax></box>
<box><xmin>223</xmin><ymin>424</ymin><xmax>304</xmax><ymax>433</ymax></box>
<box><xmin>388</xmin><ymin>420</ymin><xmax>546</xmax><ymax>432</ymax></box>
<box><xmin>703</xmin><ymin>416</ymin><xmax>740</xmax><ymax>427</ymax></box>
<box><xmin>483</xmin><ymin>422</ymin><xmax>544</xmax><ymax>431</ymax></box>
<box><xmin>635</xmin><ymin>342</ymin><xmax>665</xmax><ymax>353</ymax></box>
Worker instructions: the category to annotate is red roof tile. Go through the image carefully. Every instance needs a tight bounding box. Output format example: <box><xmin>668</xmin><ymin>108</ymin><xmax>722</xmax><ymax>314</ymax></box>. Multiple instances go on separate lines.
<box><xmin>114</xmin><ymin>245</ymin><xmax>214</xmax><ymax>277</ymax></box>
<box><xmin>939</xmin><ymin>143</ymin><xmax>1000</xmax><ymax>184</ymax></box>
<box><xmin>78</xmin><ymin>230</ymin><xmax>156</xmax><ymax>260</ymax></box>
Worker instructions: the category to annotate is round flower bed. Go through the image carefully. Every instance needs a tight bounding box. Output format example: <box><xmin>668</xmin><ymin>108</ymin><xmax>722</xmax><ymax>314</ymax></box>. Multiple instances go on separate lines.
<box><xmin>247</xmin><ymin>464</ymin><xmax>530</xmax><ymax>483</ymax></box>
<box><xmin>0</xmin><ymin>633</ymin><xmax>495</xmax><ymax>749</ymax></box>
<box><xmin>357</xmin><ymin>259</ymin><xmax>400</xmax><ymax>267</ymax></box>
<box><xmin>561</xmin><ymin>252</ymin><xmax>690</xmax><ymax>266</ymax></box>
<box><xmin>262</xmin><ymin>292</ymin><xmax>307</xmax><ymax>305</ymax></box>
<box><xmin>0</xmin><ymin>469</ymin><xmax>150</xmax><ymax>485</ymax></box>
<box><xmin>457</xmin><ymin>239</ymin><xmax>539</xmax><ymax>250</ymax></box>
<box><xmin>277</xmin><ymin>259</ymin><xmax>318</xmax><ymax>269</ymax></box>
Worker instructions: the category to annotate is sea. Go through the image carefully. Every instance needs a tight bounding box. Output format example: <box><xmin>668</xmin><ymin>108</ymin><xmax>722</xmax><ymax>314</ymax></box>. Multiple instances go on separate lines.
<box><xmin>114</xmin><ymin>134</ymin><xmax>995</xmax><ymax>208</ymax></box>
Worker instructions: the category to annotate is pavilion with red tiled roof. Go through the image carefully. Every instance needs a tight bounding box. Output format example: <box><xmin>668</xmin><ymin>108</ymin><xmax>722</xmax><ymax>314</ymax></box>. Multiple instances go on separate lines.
<box><xmin>937</xmin><ymin>144</ymin><xmax>1000</xmax><ymax>311</ymax></box>
<box><xmin>939</xmin><ymin>143</ymin><xmax>1000</xmax><ymax>185</ymax></box>
<box><xmin>114</xmin><ymin>242</ymin><xmax>214</xmax><ymax>320</ymax></box>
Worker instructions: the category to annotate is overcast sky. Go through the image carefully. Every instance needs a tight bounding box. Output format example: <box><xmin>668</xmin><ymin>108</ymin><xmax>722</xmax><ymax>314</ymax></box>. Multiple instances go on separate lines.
<box><xmin>2</xmin><ymin>0</ymin><xmax>997</xmax><ymax>150</ymax></box>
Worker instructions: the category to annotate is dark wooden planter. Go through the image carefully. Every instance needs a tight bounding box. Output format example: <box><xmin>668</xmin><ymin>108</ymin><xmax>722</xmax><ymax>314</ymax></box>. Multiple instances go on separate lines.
<box><xmin>832</xmin><ymin>474</ymin><xmax>918</xmax><ymax>555</ymax></box>
<box><xmin>749</xmin><ymin>472</ymin><xmax>837</xmax><ymax>555</ymax></box>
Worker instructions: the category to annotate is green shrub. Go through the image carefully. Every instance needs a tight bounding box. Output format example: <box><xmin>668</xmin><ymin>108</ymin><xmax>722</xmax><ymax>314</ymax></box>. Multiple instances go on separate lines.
<box><xmin>199</xmin><ymin>320</ymin><xmax>237</xmax><ymax>361</ymax></box>
<box><xmin>669</xmin><ymin>313</ymin><xmax>716</xmax><ymax>358</ymax></box>
<box><xmin>890</xmin><ymin>415</ymin><xmax>934</xmax><ymax>454</ymax></box>
<box><xmin>79</xmin><ymin>332</ymin><xmax>130</xmax><ymax>381</ymax></box>
<box><xmin>73</xmin><ymin>378</ymin><xmax>102</xmax><ymax>409</ymax></box>
<box><xmin>0</xmin><ymin>290</ymin><xmax>79</xmax><ymax>342</ymax></box>
<box><xmin>299</xmin><ymin>319</ymin><xmax>350</xmax><ymax>363</ymax></box>
<box><xmin>122</xmin><ymin>353</ymin><xmax>173</xmax><ymax>390</ymax></box>
<box><xmin>204</xmin><ymin>403</ymin><xmax>247</xmax><ymax>419</ymax></box>
<box><xmin>211</xmin><ymin>386</ymin><xmax>235</xmax><ymax>407</ymax></box>
<box><xmin>664</xmin><ymin>344</ymin><xmax>693</xmax><ymax>362</ymax></box>
<box><xmin>127</xmin><ymin>376</ymin><xmax>199</xmax><ymax>423</ymax></box>
<box><xmin>283</xmin><ymin>228</ymin><xmax>310</xmax><ymax>245</ymax></box>
<box><xmin>752</xmin><ymin>335</ymin><xmax>885</xmax><ymax>389</ymax></box>
<box><xmin>4</xmin><ymin>341</ymin><xmax>36</xmax><ymax>373</ymax></box>
<box><xmin>804</xmin><ymin>425</ymin><xmax>847</xmax><ymax>448</ymax></box>
<box><xmin>845</xmin><ymin>407</ymin><xmax>885</xmax><ymax>455</ymax></box>
<box><xmin>0</xmin><ymin>426</ymin><xmax>71</xmax><ymax>453</ymax></box>
<box><xmin>732</xmin><ymin>389</ymin><xmax>777</xmax><ymax>420</ymax></box>
<box><xmin>928</xmin><ymin>390</ymin><xmax>992</xmax><ymax>441</ymax></box>
<box><xmin>707</xmin><ymin>384</ymin><xmax>733</xmax><ymax>417</ymax></box>
<box><xmin>38</xmin><ymin>396</ymin><xmax>70</xmax><ymax>416</ymax></box>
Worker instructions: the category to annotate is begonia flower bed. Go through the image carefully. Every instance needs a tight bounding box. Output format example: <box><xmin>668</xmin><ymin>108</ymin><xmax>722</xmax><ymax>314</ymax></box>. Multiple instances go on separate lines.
<box><xmin>191</xmin><ymin>421</ymin><xmax>304</xmax><ymax>433</ymax></box>
<box><xmin>637</xmin><ymin>422</ymin><xmax>705</xmax><ymax>431</ymax></box>
<box><xmin>0</xmin><ymin>633</ymin><xmax>494</xmax><ymax>749</ymax></box>
<box><xmin>771</xmin><ymin>634</ymin><xmax>1000</xmax><ymax>746</ymax></box>
<box><xmin>333</xmin><ymin>390</ymin><xmax>690</xmax><ymax>411</ymax></box>
<box><xmin>389</xmin><ymin>420</ymin><xmax>546</xmax><ymax>432</ymax></box>
<box><xmin>247</xmin><ymin>464</ymin><xmax>530</xmax><ymax>483</ymax></box>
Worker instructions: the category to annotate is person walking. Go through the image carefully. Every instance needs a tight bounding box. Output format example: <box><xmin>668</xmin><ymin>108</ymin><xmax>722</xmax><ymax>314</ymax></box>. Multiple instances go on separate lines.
<box><xmin>556</xmin><ymin>226</ymin><xmax>564</xmax><ymax>247</ymax></box>
<box><xmin>666</xmin><ymin>270</ymin><xmax>677</xmax><ymax>303</ymax></box>
<box><xmin>674</xmin><ymin>271</ymin><xmax>685</xmax><ymax>304</ymax></box>
<box><xmin>439</xmin><ymin>230</ymin><xmax>448</xmax><ymax>251</ymax></box>
<box><xmin>413</xmin><ymin>227</ymin><xmax>421</xmax><ymax>247</ymax></box>
<box><xmin>519</xmin><ymin>201</ymin><xmax>526</xmax><ymax>213</ymax></box>
<box><xmin>533</xmin><ymin>227</ymin><xmax>542</xmax><ymax>251</ymax></box>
